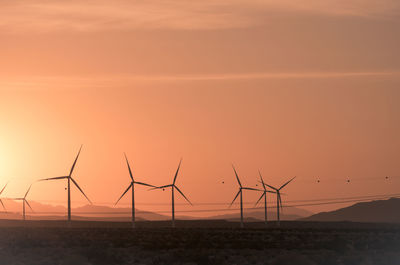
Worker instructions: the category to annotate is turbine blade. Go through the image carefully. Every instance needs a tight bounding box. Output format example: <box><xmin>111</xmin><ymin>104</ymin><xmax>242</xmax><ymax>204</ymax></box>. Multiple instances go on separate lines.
<box><xmin>115</xmin><ymin>184</ymin><xmax>132</xmax><ymax>206</ymax></box>
<box><xmin>25</xmin><ymin>200</ymin><xmax>34</xmax><ymax>212</ymax></box>
<box><xmin>174</xmin><ymin>185</ymin><xmax>192</xmax><ymax>205</ymax></box>
<box><xmin>0</xmin><ymin>199</ymin><xmax>6</xmax><ymax>211</ymax></box>
<box><xmin>134</xmin><ymin>181</ymin><xmax>155</xmax><ymax>188</ymax></box>
<box><xmin>69</xmin><ymin>145</ymin><xmax>83</xmax><ymax>176</ymax></box>
<box><xmin>232</xmin><ymin>164</ymin><xmax>242</xmax><ymax>187</ymax></box>
<box><xmin>148</xmin><ymin>184</ymin><xmax>172</xmax><ymax>191</ymax></box>
<box><xmin>242</xmin><ymin>187</ymin><xmax>261</xmax><ymax>191</ymax></box>
<box><xmin>0</xmin><ymin>181</ymin><xmax>9</xmax><ymax>195</ymax></box>
<box><xmin>70</xmin><ymin>177</ymin><xmax>92</xmax><ymax>204</ymax></box>
<box><xmin>254</xmin><ymin>192</ymin><xmax>265</xmax><ymax>206</ymax></box>
<box><xmin>24</xmin><ymin>184</ymin><xmax>32</xmax><ymax>199</ymax></box>
<box><xmin>38</xmin><ymin>176</ymin><xmax>68</xmax><ymax>181</ymax></box>
<box><xmin>173</xmin><ymin>158</ymin><xmax>182</xmax><ymax>185</ymax></box>
<box><xmin>157</xmin><ymin>184</ymin><xmax>172</xmax><ymax>189</ymax></box>
<box><xmin>279</xmin><ymin>176</ymin><xmax>296</xmax><ymax>190</ymax></box>
<box><xmin>258</xmin><ymin>171</ymin><xmax>266</xmax><ymax>191</ymax></box>
<box><xmin>124</xmin><ymin>153</ymin><xmax>134</xmax><ymax>181</ymax></box>
<box><xmin>266</xmin><ymin>190</ymin><xmax>276</xmax><ymax>194</ymax></box>
<box><xmin>264</xmin><ymin>183</ymin><xmax>278</xmax><ymax>191</ymax></box>
<box><xmin>229</xmin><ymin>190</ymin><xmax>241</xmax><ymax>207</ymax></box>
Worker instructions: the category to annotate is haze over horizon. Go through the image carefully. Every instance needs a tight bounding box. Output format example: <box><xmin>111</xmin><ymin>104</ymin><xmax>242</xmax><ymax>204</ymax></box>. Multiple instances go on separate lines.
<box><xmin>1</xmin><ymin>0</ymin><xmax>400</xmax><ymax>217</ymax></box>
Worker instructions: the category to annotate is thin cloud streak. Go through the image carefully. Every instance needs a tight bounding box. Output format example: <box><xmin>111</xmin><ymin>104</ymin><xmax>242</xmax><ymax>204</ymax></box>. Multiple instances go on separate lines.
<box><xmin>1</xmin><ymin>0</ymin><xmax>399</xmax><ymax>33</ymax></box>
<box><xmin>153</xmin><ymin>71</ymin><xmax>399</xmax><ymax>81</ymax></box>
<box><xmin>1</xmin><ymin>71</ymin><xmax>399</xmax><ymax>90</ymax></box>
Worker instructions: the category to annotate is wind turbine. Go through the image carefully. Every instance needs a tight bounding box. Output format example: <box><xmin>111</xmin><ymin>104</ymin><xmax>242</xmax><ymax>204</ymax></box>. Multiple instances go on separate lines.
<box><xmin>150</xmin><ymin>159</ymin><xmax>192</xmax><ymax>228</ymax></box>
<box><xmin>38</xmin><ymin>145</ymin><xmax>91</xmax><ymax>223</ymax></box>
<box><xmin>262</xmin><ymin>176</ymin><xmax>296</xmax><ymax>227</ymax></box>
<box><xmin>115</xmin><ymin>153</ymin><xmax>155</xmax><ymax>228</ymax></box>
<box><xmin>255</xmin><ymin>171</ymin><xmax>276</xmax><ymax>227</ymax></box>
<box><xmin>230</xmin><ymin>165</ymin><xmax>260</xmax><ymax>228</ymax></box>
<box><xmin>0</xmin><ymin>182</ymin><xmax>9</xmax><ymax>212</ymax></box>
<box><xmin>12</xmin><ymin>184</ymin><xmax>33</xmax><ymax>220</ymax></box>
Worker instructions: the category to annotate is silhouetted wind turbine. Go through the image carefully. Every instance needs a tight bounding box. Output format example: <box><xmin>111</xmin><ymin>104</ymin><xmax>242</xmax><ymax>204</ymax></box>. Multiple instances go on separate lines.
<box><xmin>230</xmin><ymin>165</ymin><xmax>260</xmax><ymax>228</ymax></box>
<box><xmin>12</xmin><ymin>184</ymin><xmax>33</xmax><ymax>220</ymax></box>
<box><xmin>150</xmin><ymin>159</ymin><xmax>192</xmax><ymax>228</ymax></box>
<box><xmin>39</xmin><ymin>145</ymin><xmax>91</xmax><ymax>223</ymax></box>
<box><xmin>0</xmin><ymin>182</ymin><xmax>9</xmax><ymax>212</ymax></box>
<box><xmin>255</xmin><ymin>171</ymin><xmax>276</xmax><ymax>227</ymax></box>
<box><xmin>115</xmin><ymin>153</ymin><xmax>155</xmax><ymax>228</ymax></box>
<box><xmin>263</xmin><ymin>177</ymin><xmax>296</xmax><ymax>227</ymax></box>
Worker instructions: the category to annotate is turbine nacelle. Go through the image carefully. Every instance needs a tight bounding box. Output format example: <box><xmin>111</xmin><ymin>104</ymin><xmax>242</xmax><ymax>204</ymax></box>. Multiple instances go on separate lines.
<box><xmin>259</xmin><ymin>176</ymin><xmax>296</xmax><ymax>226</ymax></box>
<box><xmin>38</xmin><ymin>146</ymin><xmax>91</xmax><ymax>205</ymax></box>
<box><xmin>36</xmin><ymin>145</ymin><xmax>91</xmax><ymax>223</ymax></box>
<box><xmin>11</xmin><ymin>184</ymin><xmax>35</xmax><ymax>220</ymax></box>
<box><xmin>39</xmin><ymin>175</ymin><xmax>92</xmax><ymax>204</ymax></box>
<box><xmin>150</xmin><ymin>159</ymin><xmax>192</xmax><ymax>205</ymax></box>
<box><xmin>12</xmin><ymin>197</ymin><xmax>34</xmax><ymax>212</ymax></box>
<box><xmin>255</xmin><ymin>172</ymin><xmax>277</xmax><ymax>207</ymax></box>
<box><xmin>150</xmin><ymin>159</ymin><xmax>192</xmax><ymax>227</ymax></box>
<box><xmin>115</xmin><ymin>154</ymin><xmax>155</xmax><ymax>206</ymax></box>
<box><xmin>230</xmin><ymin>165</ymin><xmax>262</xmax><ymax>207</ymax></box>
<box><xmin>151</xmin><ymin>184</ymin><xmax>192</xmax><ymax>205</ymax></box>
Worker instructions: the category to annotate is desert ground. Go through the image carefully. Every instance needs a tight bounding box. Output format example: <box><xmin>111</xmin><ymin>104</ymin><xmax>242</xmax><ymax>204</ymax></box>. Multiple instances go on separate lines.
<box><xmin>0</xmin><ymin>220</ymin><xmax>399</xmax><ymax>265</ymax></box>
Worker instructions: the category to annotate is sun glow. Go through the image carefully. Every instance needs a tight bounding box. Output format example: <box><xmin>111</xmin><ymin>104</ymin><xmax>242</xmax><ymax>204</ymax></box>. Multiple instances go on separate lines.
<box><xmin>0</xmin><ymin>136</ymin><xmax>18</xmax><ymax>185</ymax></box>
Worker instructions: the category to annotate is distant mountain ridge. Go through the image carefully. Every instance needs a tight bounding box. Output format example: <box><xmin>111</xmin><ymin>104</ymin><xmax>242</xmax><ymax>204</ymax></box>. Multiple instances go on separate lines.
<box><xmin>208</xmin><ymin>207</ymin><xmax>313</xmax><ymax>221</ymax></box>
<box><xmin>302</xmin><ymin>198</ymin><xmax>400</xmax><ymax>223</ymax></box>
<box><xmin>0</xmin><ymin>200</ymin><xmax>172</xmax><ymax>221</ymax></box>
<box><xmin>0</xmin><ymin>199</ymin><xmax>313</xmax><ymax>221</ymax></box>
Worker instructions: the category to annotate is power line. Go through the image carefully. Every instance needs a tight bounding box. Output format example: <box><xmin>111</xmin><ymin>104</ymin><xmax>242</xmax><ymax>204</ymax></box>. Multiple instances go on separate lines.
<box><xmin>284</xmin><ymin>193</ymin><xmax>400</xmax><ymax>203</ymax></box>
<box><xmin>22</xmin><ymin>192</ymin><xmax>400</xmax><ymax>206</ymax></box>
<box><xmin>21</xmin><ymin>194</ymin><xmax>400</xmax><ymax>215</ymax></box>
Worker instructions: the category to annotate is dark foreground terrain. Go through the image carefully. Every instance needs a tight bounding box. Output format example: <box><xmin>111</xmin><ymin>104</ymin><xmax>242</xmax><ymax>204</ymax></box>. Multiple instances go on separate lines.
<box><xmin>0</xmin><ymin>220</ymin><xmax>399</xmax><ymax>265</ymax></box>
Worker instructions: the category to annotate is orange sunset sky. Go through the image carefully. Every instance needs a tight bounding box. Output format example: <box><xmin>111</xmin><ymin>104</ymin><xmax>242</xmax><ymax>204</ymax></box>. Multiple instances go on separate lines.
<box><xmin>1</xmin><ymin>0</ymin><xmax>400</xmax><ymax>217</ymax></box>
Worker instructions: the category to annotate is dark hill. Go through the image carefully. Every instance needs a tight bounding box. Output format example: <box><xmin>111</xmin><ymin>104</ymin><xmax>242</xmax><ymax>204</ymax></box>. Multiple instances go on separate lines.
<box><xmin>302</xmin><ymin>198</ymin><xmax>400</xmax><ymax>223</ymax></box>
<box><xmin>208</xmin><ymin>207</ymin><xmax>313</xmax><ymax>221</ymax></box>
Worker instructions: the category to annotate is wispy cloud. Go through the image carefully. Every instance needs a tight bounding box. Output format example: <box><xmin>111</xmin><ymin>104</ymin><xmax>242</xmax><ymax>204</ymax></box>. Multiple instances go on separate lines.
<box><xmin>0</xmin><ymin>0</ymin><xmax>253</xmax><ymax>32</ymax></box>
<box><xmin>1</xmin><ymin>71</ymin><xmax>399</xmax><ymax>90</ymax></box>
<box><xmin>1</xmin><ymin>0</ymin><xmax>399</xmax><ymax>33</ymax></box>
<box><xmin>271</xmin><ymin>0</ymin><xmax>400</xmax><ymax>18</ymax></box>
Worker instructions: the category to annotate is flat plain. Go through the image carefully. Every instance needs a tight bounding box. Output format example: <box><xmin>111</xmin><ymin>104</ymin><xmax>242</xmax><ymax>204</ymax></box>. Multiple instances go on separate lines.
<box><xmin>0</xmin><ymin>220</ymin><xmax>399</xmax><ymax>265</ymax></box>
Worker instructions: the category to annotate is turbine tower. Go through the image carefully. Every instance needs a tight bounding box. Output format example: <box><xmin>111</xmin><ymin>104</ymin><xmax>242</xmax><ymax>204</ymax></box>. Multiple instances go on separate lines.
<box><xmin>150</xmin><ymin>159</ymin><xmax>192</xmax><ymax>228</ymax></box>
<box><xmin>263</xmin><ymin>176</ymin><xmax>296</xmax><ymax>227</ymax></box>
<box><xmin>12</xmin><ymin>184</ymin><xmax>33</xmax><ymax>220</ymax></box>
<box><xmin>115</xmin><ymin>153</ymin><xmax>155</xmax><ymax>228</ymax></box>
<box><xmin>230</xmin><ymin>165</ymin><xmax>260</xmax><ymax>228</ymax></box>
<box><xmin>0</xmin><ymin>182</ymin><xmax>9</xmax><ymax>212</ymax></box>
<box><xmin>39</xmin><ymin>145</ymin><xmax>91</xmax><ymax>223</ymax></box>
<box><xmin>255</xmin><ymin>171</ymin><xmax>276</xmax><ymax>227</ymax></box>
